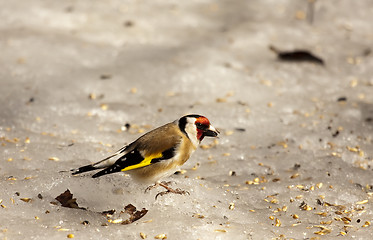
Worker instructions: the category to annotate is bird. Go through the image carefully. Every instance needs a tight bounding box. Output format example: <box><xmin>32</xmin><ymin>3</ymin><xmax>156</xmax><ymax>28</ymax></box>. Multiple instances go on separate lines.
<box><xmin>70</xmin><ymin>114</ymin><xmax>219</xmax><ymax>198</ymax></box>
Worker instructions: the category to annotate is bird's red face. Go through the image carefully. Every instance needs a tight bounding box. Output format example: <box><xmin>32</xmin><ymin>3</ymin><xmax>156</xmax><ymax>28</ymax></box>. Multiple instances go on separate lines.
<box><xmin>195</xmin><ymin>116</ymin><xmax>219</xmax><ymax>141</ymax></box>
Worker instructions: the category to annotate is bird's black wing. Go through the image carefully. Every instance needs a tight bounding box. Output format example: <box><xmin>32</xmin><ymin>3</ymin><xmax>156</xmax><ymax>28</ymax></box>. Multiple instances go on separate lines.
<box><xmin>91</xmin><ymin>146</ymin><xmax>176</xmax><ymax>178</ymax></box>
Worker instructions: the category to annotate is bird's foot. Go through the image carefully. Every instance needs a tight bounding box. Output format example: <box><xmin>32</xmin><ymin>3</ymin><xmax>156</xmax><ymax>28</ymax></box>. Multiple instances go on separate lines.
<box><xmin>145</xmin><ymin>181</ymin><xmax>189</xmax><ymax>199</ymax></box>
<box><xmin>144</xmin><ymin>181</ymin><xmax>173</xmax><ymax>193</ymax></box>
<box><xmin>155</xmin><ymin>182</ymin><xmax>189</xmax><ymax>199</ymax></box>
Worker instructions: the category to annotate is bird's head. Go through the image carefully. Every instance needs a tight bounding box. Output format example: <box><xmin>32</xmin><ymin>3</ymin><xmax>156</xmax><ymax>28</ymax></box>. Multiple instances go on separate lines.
<box><xmin>178</xmin><ymin>114</ymin><xmax>219</xmax><ymax>145</ymax></box>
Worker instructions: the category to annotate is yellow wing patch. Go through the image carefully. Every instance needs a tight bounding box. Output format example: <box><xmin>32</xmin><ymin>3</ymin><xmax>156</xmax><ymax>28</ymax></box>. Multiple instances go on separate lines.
<box><xmin>121</xmin><ymin>152</ymin><xmax>163</xmax><ymax>172</ymax></box>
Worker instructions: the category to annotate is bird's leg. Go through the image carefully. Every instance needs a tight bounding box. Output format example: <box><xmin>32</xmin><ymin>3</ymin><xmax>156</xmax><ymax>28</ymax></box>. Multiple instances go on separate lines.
<box><xmin>155</xmin><ymin>182</ymin><xmax>190</xmax><ymax>199</ymax></box>
<box><xmin>144</xmin><ymin>181</ymin><xmax>173</xmax><ymax>193</ymax></box>
<box><xmin>145</xmin><ymin>181</ymin><xmax>189</xmax><ymax>198</ymax></box>
<box><xmin>144</xmin><ymin>183</ymin><xmax>158</xmax><ymax>193</ymax></box>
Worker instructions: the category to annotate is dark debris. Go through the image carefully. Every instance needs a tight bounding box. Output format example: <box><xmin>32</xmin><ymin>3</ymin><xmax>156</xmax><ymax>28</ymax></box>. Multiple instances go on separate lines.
<box><xmin>270</xmin><ymin>45</ymin><xmax>324</xmax><ymax>65</ymax></box>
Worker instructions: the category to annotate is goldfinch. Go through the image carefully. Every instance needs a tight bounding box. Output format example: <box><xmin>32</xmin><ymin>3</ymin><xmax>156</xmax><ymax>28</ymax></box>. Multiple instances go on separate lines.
<box><xmin>71</xmin><ymin>114</ymin><xmax>219</xmax><ymax>197</ymax></box>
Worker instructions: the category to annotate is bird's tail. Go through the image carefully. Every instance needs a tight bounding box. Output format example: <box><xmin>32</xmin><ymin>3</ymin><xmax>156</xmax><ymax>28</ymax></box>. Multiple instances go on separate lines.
<box><xmin>70</xmin><ymin>164</ymin><xmax>100</xmax><ymax>175</ymax></box>
<box><xmin>70</xmin><ymin>145</ymin><xmax>128</xmax><ymax>176</ymax></box>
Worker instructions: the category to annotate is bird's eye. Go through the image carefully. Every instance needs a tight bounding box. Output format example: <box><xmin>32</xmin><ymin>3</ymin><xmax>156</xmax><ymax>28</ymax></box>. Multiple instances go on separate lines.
<box><xmin>196</xmin><ymin>122</ymin><xmax>207</xmax><ymax>130</ymax></box>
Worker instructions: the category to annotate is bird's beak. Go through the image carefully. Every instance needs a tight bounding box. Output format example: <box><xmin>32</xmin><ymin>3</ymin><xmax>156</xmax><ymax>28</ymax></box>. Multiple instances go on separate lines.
<box><xmin>204</xmin><ymin>125</ymin><xmax>220</xmax><ymax>137</ymax></box>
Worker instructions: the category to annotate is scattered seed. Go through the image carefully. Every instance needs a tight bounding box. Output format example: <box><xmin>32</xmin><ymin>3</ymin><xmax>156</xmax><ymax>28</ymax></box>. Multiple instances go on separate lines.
<box><xmin>362</xmin><ymin>221</ymin><xmax>371</xmax><ymax>227</ymax></box>
<box><xmin>275</xmin><ymin>218</ymin><xmax>281</xmax><ymax>227</ymax></box>
<box><xmin>356</xmin><ymin>199</ymin><xmax>368</xmax><ymax>205</ymax></box>
<box><xmin>140</xmin><ymin>232</ymin><xmax>147</xmax><ymax>239</ymax></box>
<box><xmin>191</xmin><ymin>163</ymin><xmax>200</xmax><ymax>170</ymax></box>
<box><xmin>100</xmin><ymin>104</ymin><xmax>108</xmax><ymax>110</ymax></box>
<box><xmin>295</xmin><ymin>195</ymin><xmax>303</xmax><ymax>199</ymax></box>
<box><xmin>350</xmin><ymin>79</ymin><xmax>358</xmax><ymax>88</ymax></box>
<box><xmin>225</xmin><ymin>130</ymin><xmax>234</xmax><ymax>136</ymax></box>
<box><xmin>67</xmin><ymin>234</ymin><xmax>74</xmax><ymax>238</ymax></box>
<box><xmin>200</xmin><ymin>144</ymin><xmax>211</xmax><ymax>149</ymax></box>
<box><xmin>214</xmin><ymin>229</ymin><xmax>227</xmax><ymax>233</ymax></box>
<box><xmin>346</xmin><ymin>146</ymin><xmax>359</xmax><ymax>153</ymax></box>
<box><xmin>314</xmin><ymin>226</ymin><xmax>332</xmax><ymax>235</ymax></box>
<box><xmin>192</xmin><ymin>213</ymin><xmax>205</xmax><ymax>219</ymax></box>
<box><xmin>277</xmin><ymin>141</ymin><xmax>288</xmax><ymax>148</ymax></box>
<box><xmin>154</xmin><ymin>233</ymin><xmax>167</xmax><ymax>239</ymax></box>
<box><xmin>320</xmin><ymin>220</ymin><xmax>332</xmax><ymax>225</ymax></box>
<box><xmin>20</xmin><ymin>198</ymin><xmax>32</xmax><ymax>203</ymax></box>
<box><xmin>315</xmin><ymin>212</ymin><xmax>328</xmax><ymax>217</ymax></box>
<box><xmin>109</xmin><ymin>219</ymin><xmax>123</xmax><ymax>224</ymax></box>
<box><xmin>341</xmin><ymin>217</ymin><xmax>351</xmax><ymax>224</ymax></box>
<box><xmin>290</xmin><ymin>173</ymin><xmax>300</xmax><ymax>179</ymax></box>
<box><xmin>88</xmin><ymin>93</ymin><xmax>96</xmax><ymax>99</ymax></box>
<box><xmin>314</xmin><ymin>230</ymin><xmax>330</xmax><ymax>235</ymax></box>
<box><xmin>49</xmin><ymin>157</ymin><xmax>60</xmax><ymax>161</ymax></box>
<box><xmin>216</xmin><ymin>97</ymin><xmax>227</xmax><ymax>103</ymax></box>
<box><xmin>229</xmin><ymin>203</ymin><xmax>235</xmax><ymax>210</ymax></box>
<box><xmin>270</xmin><ymin>199</ymin><xmax>279</xmax><ymax>204</ymax></box>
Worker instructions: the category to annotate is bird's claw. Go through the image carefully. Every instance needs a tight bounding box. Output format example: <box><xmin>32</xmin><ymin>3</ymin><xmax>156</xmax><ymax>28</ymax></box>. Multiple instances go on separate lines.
<box><xmin>155</xmin><ymin>188</ymin><xmax>190</xmax><ymax>200</ymax></box>
<box><xmin>144</xmin><ymin>181</ymin><xmax>174</xmax><ymax>193</ymax></box>
<box><xmin>145</xmin><ymin>181</ymin><xmax>189</xmax><ymax>199</ymax></box>
<box><xmin>144</xmin><ymin>184</ymin><xmax>156</xmax><ymax>193</ymax></box>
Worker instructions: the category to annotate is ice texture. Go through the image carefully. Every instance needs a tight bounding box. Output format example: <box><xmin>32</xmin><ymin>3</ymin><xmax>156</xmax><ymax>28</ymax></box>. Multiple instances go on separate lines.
<box><xmin>1</xmin><ymin>0</ymin><xmax>373</xmax><ymax>239</ymax></box>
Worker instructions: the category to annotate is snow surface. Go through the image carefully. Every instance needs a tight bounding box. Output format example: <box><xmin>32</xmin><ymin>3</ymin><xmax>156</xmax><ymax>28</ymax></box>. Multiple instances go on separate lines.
<box><xmin>1</xmin><ymin>0</ymin><xmax>373</xmax><ymax>239</ymax></box>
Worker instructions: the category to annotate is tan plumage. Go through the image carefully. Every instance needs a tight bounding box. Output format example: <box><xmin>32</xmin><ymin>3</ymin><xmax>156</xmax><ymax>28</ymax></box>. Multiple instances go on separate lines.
<box><xmin>113</xmin><ymin>122</ymin><xmax>196</xmax><ymax>183</ymax></box>
<box><xmin>71</xmin><ymin>114</ymin><xmax>219</xmax><ymax>188</ymax></box>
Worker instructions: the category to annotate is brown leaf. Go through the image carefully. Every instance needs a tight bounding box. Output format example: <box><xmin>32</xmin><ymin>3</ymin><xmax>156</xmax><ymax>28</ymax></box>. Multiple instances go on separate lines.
<box><xmin>124</xmin><ymin>204</ymin><xmax>137</xmax><ymax>214</ymax></box>
<box><xmin>55</xmin><ymin>189</ymin><xmax>86</xmax><ymax>210</ymax></box>
<box><xmin>270</xmin><ymin>45</ymin><xmax>324</xmax><ymax>65</ymax></box>
<box><xmin>55</xmin><ymin>190</ymin><xmax>147</xmax><ymax>225</ymax></box>
<box><xmin>121</xmin><ymin>204</ymin><xmax>148</xmax><ymax>225</ymax></box>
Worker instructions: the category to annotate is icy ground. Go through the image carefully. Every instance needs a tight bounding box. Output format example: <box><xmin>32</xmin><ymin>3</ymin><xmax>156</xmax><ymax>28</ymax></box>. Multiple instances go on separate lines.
<box><xmin>1</xmin><ymin>0</ymin><xmax>373</xmax><ymax>239</ymax></box>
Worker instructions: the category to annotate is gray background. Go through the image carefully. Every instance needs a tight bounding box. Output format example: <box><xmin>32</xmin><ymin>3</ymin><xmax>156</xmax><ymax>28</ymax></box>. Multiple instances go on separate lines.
<box><xmin>1</xmin><ymin>0</ymin><xmax>373</xmax><ymax>239</ymax></box>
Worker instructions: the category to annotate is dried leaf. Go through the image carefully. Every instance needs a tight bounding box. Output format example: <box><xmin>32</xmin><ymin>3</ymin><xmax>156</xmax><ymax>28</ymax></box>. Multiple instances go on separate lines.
<box><xmin>121</xmin><ymin>204</ymin><xmax>148</xmax><ymax>225</ymax></box>
<box><xmin>270</xmin><ymin>45</ymin><xmax>324</xmax><ymax>65</ymax></box>
<box><xmin>55</xmin><ymin>189</ymin><xmax>86</xmax><ymax>210</ymax></box>
<box><xmin>55</xmin><ymin>190</ymin><xmax>147</xmax><ymax>225</ymax></box>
